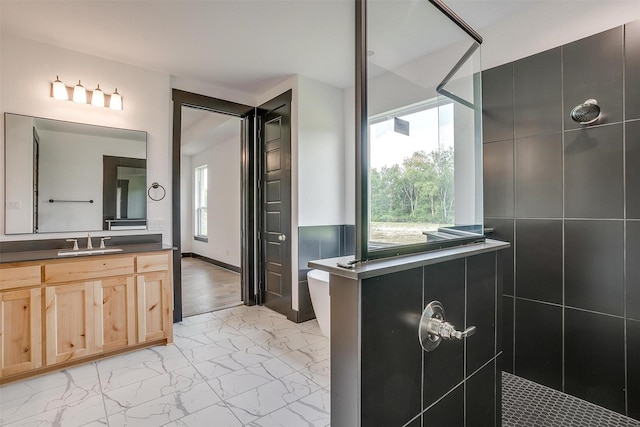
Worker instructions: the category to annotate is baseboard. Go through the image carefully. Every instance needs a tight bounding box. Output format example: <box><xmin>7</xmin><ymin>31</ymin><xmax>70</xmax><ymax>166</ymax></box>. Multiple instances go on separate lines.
<box><xmin>189</xmin><ymin>253</ymin><xmax>241</xmax><ymax>273</ymax></box>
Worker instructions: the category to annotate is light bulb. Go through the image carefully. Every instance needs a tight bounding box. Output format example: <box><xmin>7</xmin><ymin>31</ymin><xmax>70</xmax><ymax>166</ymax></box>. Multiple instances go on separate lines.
<box><xmin>53</xmin><ymin>76</ymin><xmax>68</xmax><ymax>100</ymax></box>
<box><xmin>109</xmin><ymin>88</ymin><xmax>122</xmax><ymax>110</ymax></box>
<box><xmin>73</xmin><ymin>80</ymin><xmax>87</xmax><ymax>104</ymax></box>
<box><xmin>91</xmin><ymin>84</ymin><xmax>105</xmax><ymax>107</ymax></box>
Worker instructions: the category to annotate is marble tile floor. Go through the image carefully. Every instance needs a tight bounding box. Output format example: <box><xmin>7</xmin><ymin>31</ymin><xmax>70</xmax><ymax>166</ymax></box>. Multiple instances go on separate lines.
<box><xmin>0</xmin><ymin>305</ymin><xmax>330</xmax><ymax>427</ymax></box>
<box><xmin>4</xmin><ymin>303</ymin><xmax>632</xmax><ymax>427</ymax></box>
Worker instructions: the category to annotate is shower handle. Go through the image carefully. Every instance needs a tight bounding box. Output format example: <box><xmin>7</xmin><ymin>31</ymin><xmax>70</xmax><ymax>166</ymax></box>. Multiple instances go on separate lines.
<box><xmin>419</xmin><ymin>300</ymin><xmax>476</xmax><ymax>352</ymax></box>
<box><xmin>427</xmin><ymin>317</ymin><xmax>476</xmax><ymax>340</ymax></box>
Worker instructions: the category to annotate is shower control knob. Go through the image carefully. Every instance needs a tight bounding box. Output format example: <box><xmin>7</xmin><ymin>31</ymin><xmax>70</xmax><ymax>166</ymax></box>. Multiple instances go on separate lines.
<box><xmin>419</xmin><ymin>301</ymin><xmax>476</xmax><ymax>352</ymax></box>
<box><xmin>452</xmin><ymin>326</ymin><xmax>476</xmax><ymax>340</ymax></box>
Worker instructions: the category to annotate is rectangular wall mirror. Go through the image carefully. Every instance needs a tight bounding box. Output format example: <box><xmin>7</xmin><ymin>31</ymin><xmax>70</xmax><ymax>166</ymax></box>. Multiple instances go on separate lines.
<box><xmin>4</xmin><ymin>113</ymin><xmax>147</xmax><ymax>234</ymax></box>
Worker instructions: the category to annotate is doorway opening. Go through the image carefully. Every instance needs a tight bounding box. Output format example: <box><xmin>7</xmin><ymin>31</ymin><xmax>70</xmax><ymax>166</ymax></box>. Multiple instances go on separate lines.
<box><xmin>180</xmin><ymin>107</ymin><xmax>244</xmax><ymax>317</ymax></box>
<box><xmin>171</xmin><ymin>90</ymin><xmax>256</xmax><ymax>323</ymax></box>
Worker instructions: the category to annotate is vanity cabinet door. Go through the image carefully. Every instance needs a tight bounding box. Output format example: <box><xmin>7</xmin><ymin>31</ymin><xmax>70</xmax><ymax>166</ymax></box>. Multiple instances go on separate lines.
<box><xmin>0</xmin><ymin>289</ymin><xmax>42</xmax><ymax>377</ymax></box>
<box><xmin>136</xmin><ymin>271</ymin><xmax>173</xmax><ymax>344</ymax></box>
<box><xmin>45</xmin><ymin>282</ymin><xmax>99</xmax><ymax>365</ymax></box>
<box><xmin>96</xmin><ymin>276</ymin><xmax>136</xmax><ymax>352</ymax></box>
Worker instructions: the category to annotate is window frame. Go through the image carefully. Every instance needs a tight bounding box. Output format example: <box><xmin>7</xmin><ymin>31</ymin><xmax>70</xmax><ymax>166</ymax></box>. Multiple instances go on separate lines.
<box><xmin>194</xmin><ymin>164</ymin><xmax>208</xmax><ymax>242</ymax></box>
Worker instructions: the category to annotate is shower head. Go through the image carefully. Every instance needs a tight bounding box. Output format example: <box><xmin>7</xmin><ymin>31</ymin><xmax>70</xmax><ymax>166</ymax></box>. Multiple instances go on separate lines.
<box><xmin>570</xmin><ymin>99</ymin><xmax>601</xmax><ymax>125</ymax></box>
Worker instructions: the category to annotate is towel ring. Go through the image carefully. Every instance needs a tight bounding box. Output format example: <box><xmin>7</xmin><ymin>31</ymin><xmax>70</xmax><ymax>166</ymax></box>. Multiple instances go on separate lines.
<box><xmin>147</xmin><ymin>182</ymin><xmax>166</xmax><ymax>201</ymax></box>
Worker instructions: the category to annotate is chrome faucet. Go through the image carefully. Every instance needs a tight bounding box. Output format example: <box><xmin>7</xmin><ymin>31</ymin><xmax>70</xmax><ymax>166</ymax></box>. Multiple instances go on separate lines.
<box><xmin>86</xmin><ymin>233</ymin><xmax>93</xmax><ymax>249</ymax></box>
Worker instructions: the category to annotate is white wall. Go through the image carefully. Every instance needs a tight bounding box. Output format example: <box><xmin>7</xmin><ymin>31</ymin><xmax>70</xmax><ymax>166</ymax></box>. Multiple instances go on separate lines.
<box><xmin>298</xmin><ymin>76</ymin><xmax>346</xmax><ymax>226</ymax></box>
<box><xmin>190</xmin><ymin>136</ymin><xmax>242</xmax><ymax>268</ymax></box>
<box><xmin>1</xmin><ymin>35</ymin><xmax>172</xmax><ymax>242</ymax></box>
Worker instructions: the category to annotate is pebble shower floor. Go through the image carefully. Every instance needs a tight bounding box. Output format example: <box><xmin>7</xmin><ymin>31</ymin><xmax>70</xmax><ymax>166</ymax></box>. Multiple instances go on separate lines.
<box><xmin>502</xmin><ymin>371</ymin><xmax>640</xmax><ymax>427</ymax></box>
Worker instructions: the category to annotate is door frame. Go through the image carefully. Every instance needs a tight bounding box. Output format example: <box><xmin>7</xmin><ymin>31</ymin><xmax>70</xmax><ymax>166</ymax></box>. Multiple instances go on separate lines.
<box><xmin>171</xmin><ymin>89</ymin><xmax>256</xmax><ymax>323</ymax></box>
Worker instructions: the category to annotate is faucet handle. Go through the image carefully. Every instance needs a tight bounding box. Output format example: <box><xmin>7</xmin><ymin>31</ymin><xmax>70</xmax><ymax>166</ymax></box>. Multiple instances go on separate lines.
<box><xmin>451</xmin><ymin>326</ymin><xmax>476</xmax><ymax>340</ymax></box>
<box><xmin>66</xmin><ymin>238</ymin><xmax>79</xmax><ymax>251</ymax></box>
<box><xmin>100</xmin><ymin>237</ymin><xmax>111</xmax><ymax>249</ymax></box>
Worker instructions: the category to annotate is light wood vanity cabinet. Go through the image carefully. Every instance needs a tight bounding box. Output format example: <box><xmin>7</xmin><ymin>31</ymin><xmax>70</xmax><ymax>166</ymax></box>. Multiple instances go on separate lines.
<box><xmin>0</xmin><ymin>286</ymin><xmax>42</xmax><ymax>377</ymax></box>
<box><xmin>0</xmin><ymin>250</ymin><xmax>172</xmax><ymax>383</ymax></box>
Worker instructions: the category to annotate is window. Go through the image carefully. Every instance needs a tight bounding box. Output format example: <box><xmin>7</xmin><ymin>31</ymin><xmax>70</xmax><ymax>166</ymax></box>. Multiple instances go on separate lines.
<box><xmin>369</xmin><ymin>101</ymin><xmax>455</xmax><ymax>247</ymax></box>
<box><xmin>195</xmin><ymin>165</ymin><xmax>208</xmax><ymax>240</ymax></box>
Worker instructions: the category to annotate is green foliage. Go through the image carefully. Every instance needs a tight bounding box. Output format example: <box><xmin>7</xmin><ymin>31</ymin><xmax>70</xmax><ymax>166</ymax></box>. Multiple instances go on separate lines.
<box><xmin>370</xmin><ymin>148</ymin><xmax>454</xmax><ymax>224</ymax></box>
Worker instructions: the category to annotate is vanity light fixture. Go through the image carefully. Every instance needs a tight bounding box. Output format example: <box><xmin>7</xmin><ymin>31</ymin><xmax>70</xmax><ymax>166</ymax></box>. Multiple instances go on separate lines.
<box><xmin>51</xmin><ymin>76</ymin><xmax>123</xmax><ymax>110</ymax></box>
<box><xmin>109</xmin><ymin>88</ymin><xmax>122</xmax><ymax>111</ymax></box>
<box><xmin>52</xmin><ymin>76</ymin><xmax>68</xmax><ymax>100</ymax></box>
<box><xmin>73</xmin><ymin>80</ymin><xmax>87</xmax><ymax>104</ymax></box>
<box><xmin>91</xmin><ymin>84</ymin><xmax>105</xmax><ymax>107</ymax></box>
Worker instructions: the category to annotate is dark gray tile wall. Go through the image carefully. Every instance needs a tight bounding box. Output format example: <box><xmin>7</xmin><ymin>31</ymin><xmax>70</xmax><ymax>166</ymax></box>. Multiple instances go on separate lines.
<box><xmin>628</xmin><ymin>221</ymin><xmax>640</xmax><ymax>320</ymax></box>
<box><xmin>626</xmin><ymin>21</ymin><xmax>640</xmax><ymax>120</ymax></box>
<box><xmin>483</xmin><ymin>139</ymin><xmax>514</xmax><ymax>218</ymax></box>
<box><xmin>563</xmin><ymin>27</ymin><xmax>624</xmax><ymax>130</ymax></box>
<box><xmin>482</xmin><ymin>63</ymin><xmax>514</xmax><ymax>144</ymax></box>
<box><xmin>515</xmin><ymin>219</ymin><xmax>562</xmax><ymax>304</ymax></box>
<box><xmin>360</xmin><ymin>252</ymin><xmax>501</xmax><ymax>426</ymax></box>
<box><xmin>423</xmin><ymin>260</ymin><xmax>465</xmax><ymax>408</ymax></box>
<box><xmin>482</xmin><ymin>21</ymin><xmax>639</xmax><ymax>420</ymax></box>
<box><xmin>361</xmin><ymin>268</ymin><xmax>423</xmax><ymax>427</ymax></box>
<box><xmin>514</xmin><ymin>299</ymin><xmax>562</xmax><ymax>391</ymax></box>
<box><xmin>627</xmin><ymin>120</ymin><xmax>640</xmax><ymax>219</ymax></box>
<box><xmin>515</xmin><ymin>133</ymin><xmax>563</xmax><ymax>218</ymax></box>
<box><xmin>564</xmin><ymin>308</ymin><xmax>626</xmax><ymax>414</ymax></box>
<box><xmin>564</xmin><ymin>125</ymin><xmax>624</xmax><ymax>218</ymax></box>
<box><xmin>297</xmin><ymin>224</ymin><xmax>354</xmax><ymax>322</ymax></box>
<box><xmin>628</xmin><ymin>319</ymin><xmax>640</xmax><ymax>419</ymax></box>
<box><xmin>513</xmin><ymin>47</ymin><xmax>562</xmax><ymax>138</ymax></box>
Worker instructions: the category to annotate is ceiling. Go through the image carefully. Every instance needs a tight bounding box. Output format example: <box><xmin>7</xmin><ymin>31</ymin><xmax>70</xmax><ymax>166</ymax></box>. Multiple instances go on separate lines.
<box><xmin>1</xmin><ymin>0</ymin><xmax>532</xmax><ymax>98</ymax></box>
<box><xmin>3</xmin><ymin>1</ymin><xmax>638</xmax><ymax>153</ymax></box>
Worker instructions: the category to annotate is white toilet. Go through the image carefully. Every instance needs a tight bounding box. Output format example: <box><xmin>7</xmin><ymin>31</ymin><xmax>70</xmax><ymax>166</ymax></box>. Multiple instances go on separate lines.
<box><xmin>307</xmin><ymin>269</ymin><xmax>331</xmax><ymax>338</ymax></box>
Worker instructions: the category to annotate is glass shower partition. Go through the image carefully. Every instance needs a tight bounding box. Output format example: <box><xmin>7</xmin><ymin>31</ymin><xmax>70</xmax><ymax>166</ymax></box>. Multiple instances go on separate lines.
<box><xmin>356</xmin><ymin>0</ymin><xmax>484</xmax><ymax>261</ymax></box>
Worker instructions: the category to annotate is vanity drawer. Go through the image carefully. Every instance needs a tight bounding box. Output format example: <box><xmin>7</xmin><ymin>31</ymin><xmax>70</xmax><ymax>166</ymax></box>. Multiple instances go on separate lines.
<box><xmin>45</xmin><ymin>257</ymin><xmax>134</xmax><ymax>284</ymax></box>
<box><xmin>136</xmin><ymin>253</ymin><xmax>170</xmax><ymax>273</ymax></box>
<box><xmin>0</xmin><ymin>265</ymin><xmax>42</xmax><ymax>290</ymax></box>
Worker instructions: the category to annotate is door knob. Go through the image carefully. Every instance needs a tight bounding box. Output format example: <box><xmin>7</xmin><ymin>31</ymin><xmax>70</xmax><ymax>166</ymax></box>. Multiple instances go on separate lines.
<box><xmin>419</xmin><ymin>300</ymin><xmax>476</xmax><ymax>352</ymax></box>
<box><xmin>278</xmin><ymin>234</ymin><xmax>286</xmax><ymax>242</ymax></box>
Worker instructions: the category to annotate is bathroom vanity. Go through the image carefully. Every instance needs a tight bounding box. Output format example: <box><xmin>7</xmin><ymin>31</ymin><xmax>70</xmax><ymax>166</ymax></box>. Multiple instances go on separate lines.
<box><xmin>310</xmin><ymin>239</ymin><xmax>509</xmax><ymax>427</ymax></box>
<box><xmin>0</xmin><ymin>241</ymin><xmax>173</xmax><ymax>384</ymax></box>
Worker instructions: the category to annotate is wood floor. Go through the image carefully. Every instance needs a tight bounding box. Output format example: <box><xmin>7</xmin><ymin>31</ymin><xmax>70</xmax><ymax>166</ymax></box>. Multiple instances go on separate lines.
<box><xmin>181</xmin><ymin>257</ymin><xmax>242</xmax><ymax>317</ymax></box>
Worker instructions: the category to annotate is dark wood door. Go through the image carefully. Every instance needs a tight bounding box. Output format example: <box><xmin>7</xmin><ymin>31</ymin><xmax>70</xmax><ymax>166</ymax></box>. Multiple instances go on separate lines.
<box><xmin>259</xmin><ymin>90</ymin><xmax>292</xmax><ymax>317</ymax></box>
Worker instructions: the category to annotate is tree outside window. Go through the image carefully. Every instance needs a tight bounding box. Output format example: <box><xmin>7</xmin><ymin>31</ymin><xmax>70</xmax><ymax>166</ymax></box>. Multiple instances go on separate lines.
<box><xmin>369</xmin><ymin>102</ymin><xmax>454</xmax><ymax>245</ymax></box>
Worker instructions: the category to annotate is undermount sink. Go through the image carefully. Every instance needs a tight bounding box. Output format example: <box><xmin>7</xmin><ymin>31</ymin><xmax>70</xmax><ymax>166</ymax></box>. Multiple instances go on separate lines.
<box><xmin>57</xmin><ymin>248</ymin><xmax>124</xmax><ymax>256</ymax></box>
